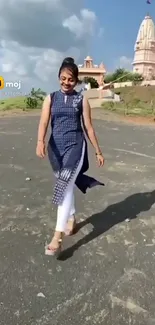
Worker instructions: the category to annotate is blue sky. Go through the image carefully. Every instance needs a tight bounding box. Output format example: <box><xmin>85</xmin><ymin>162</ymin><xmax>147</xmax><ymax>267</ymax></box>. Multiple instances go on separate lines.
<box><xmin>85</xmin><ymin>0</ymin><xmax>155</xmax><ymax>71</ymax></box>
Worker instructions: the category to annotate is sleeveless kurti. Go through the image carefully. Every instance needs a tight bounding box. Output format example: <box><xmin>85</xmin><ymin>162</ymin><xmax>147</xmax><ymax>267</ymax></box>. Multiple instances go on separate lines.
<box><xmin>47</xmin><ymin>89</ymin><xmax>104</xmax><ymax>205</ymax></box>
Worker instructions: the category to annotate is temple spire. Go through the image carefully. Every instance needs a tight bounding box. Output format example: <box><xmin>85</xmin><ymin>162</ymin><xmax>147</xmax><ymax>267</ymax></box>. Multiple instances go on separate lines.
<box><xmin>132</xmin><ymin>15</ymin><xmax>155</xmax><ymax>80</ymax></box>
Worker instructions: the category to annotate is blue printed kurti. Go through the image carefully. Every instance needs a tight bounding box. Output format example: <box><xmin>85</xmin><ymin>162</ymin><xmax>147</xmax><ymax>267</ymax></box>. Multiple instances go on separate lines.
<box><xmin>47</xmin><ymin>89</ymin><xmax>104</xmax><ymax>205</ymax></box>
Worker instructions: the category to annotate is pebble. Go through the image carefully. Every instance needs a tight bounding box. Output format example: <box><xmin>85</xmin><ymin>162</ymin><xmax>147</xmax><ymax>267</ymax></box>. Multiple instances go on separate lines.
<box><xmin>37</xmin><ymin>292</ymin><xmax>45</xmax><ymax>298</ymax></box>
<box><xmin>125</xmin><ymin>218</ymin><xmax>130</xmax><ymax>222</ymax></box>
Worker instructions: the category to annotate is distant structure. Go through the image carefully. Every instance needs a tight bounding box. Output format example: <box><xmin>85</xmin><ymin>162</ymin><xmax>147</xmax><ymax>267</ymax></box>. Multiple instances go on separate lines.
<box><xmin>133</xmin><ymin>15</ymin><xmax>155</xmax><ymax>80</ymax></box>
<box><xmin>78</xmin><ymin>56</ymin><xmax>106</xmax><ymax>86</ymax></box>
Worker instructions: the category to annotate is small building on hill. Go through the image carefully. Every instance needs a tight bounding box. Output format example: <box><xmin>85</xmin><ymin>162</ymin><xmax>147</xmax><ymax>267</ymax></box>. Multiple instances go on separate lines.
<box><xmin>78</xmin><ymin>56</ymin><xmax>106</xmax><ymax>86</ymax></box>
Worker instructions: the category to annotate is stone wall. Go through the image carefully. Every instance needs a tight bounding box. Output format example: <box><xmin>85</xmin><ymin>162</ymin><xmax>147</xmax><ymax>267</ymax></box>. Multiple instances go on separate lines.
<box><xmin>113</xmin><ymin>80</ymin><xmax>155</xmax><ymax>88</ymax></box>
<box><xmin>83</xmin><ymin>89</ymin><xmax>120</xmax><ymax>102</ymax></box>
<box><xmin>113</xmin><ymin>82</ymin><xmax>133</xmax><ymax>88</ymax></box>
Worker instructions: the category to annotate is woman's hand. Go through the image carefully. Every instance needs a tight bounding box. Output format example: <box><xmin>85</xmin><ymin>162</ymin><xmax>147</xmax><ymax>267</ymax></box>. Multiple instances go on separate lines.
<box><xmin>96</xmin><ymin>153</ymin><xmax>105</xmax><ymax>167</ymax></box>
<box><xmin>36</xmin><ymin>140</ymin><xmax>46</xmax><ymax>158</ymax></box>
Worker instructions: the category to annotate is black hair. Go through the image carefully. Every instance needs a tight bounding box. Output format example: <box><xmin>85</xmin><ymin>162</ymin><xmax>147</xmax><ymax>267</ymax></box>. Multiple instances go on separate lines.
<box><xmin>58</xmin><ymin>57</ymin><xmax>79</xmax><ymax>82</ymax></box>
<box><xmin>62</xmin><ymin>57</ymin><xmax>74</xmax><ymax>64</ymax></box>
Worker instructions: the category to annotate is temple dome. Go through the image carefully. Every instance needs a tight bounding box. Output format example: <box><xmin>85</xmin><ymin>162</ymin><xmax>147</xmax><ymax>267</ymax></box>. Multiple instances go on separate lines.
<box><xmin>136</xmin><ymin>15</ymin><xmax>155</xmax><ymax>44</ymax></box>
<box><xmin>85</xmin><ymin>55</ymin><xmax>93</xmax><ymax>61</ymax></box>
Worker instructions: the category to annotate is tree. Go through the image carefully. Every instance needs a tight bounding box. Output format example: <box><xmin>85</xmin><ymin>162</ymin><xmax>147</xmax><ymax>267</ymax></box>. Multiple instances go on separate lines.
<box><xmin>131</xmin><ymin>72</ymin><xmax>144</xmax><ymax>84</ymax></box>
<box><xmin>83</xmin><ymin>77</ymin><xmax>99</xmax><ymax>88</ymax></box>
<box><xmin>30</xmin><ymin>87</ymin><xmax>47</xmax><ymax>101</ymax></box>
<box><xmin>104</xmin><ymin>68</ymin><xmax>143</xmax><ymax>84</ymax></box>
<box><xmin>103</xmin><ymin>73</ymin><xmax>114</xmax><ymax>83</ymax></box>
<box><xmin>25</xmin><ymin>87</ymin><xmax>47</xmax><ymax>109</ymax></box>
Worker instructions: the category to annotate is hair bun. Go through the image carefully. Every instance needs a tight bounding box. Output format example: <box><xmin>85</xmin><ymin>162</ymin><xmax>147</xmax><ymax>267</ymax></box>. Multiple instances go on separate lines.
<box><xmin>62</xmin><ymin>57</ymin><xmax>74</xmax><ymax>64</ymax></box>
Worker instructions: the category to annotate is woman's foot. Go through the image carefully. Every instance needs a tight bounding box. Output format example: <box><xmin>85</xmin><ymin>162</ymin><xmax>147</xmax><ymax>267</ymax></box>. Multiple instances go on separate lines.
<box><xmin>45</xmin><ymin>232</ymin><xmax>63</xmax><ymax>256</ymax></box>
<box><xmin>65</xmin><ymin>216</ymin><xmax>77</xmax><ymax>236</ymax></box>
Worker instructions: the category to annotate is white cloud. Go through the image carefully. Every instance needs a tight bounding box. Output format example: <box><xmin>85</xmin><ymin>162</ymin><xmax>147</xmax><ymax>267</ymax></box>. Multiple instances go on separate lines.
<box><xmin>63</xmin><ymin>9</ymin><xmax>96</xmax><ymax>39</ymax></box>
<box><xmin>2</xmin><ymin>63</ymin><xmax>13</xmax><ymax>73</ymax></box>
<box><xmin>0</xmin><ymin>0</ymin><xmax>101</xmax><ymax>97</ymax></box>
<box><xmin>117</xmin><ymin>56</ymin><xmax>132</xmax><ymax>71</ymax></box>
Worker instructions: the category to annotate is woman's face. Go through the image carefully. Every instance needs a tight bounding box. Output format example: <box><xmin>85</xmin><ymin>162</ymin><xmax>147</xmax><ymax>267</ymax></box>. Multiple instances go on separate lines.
<box><xmin>59</xmin><ymin>68</ymin><xmax>77</xmax><ymax>93</ymax></box>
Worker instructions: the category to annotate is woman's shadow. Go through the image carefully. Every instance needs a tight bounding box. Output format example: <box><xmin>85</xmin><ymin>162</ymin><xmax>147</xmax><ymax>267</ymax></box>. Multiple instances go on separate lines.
<box><xmin>59</xmin><ymin>190</ymin><xmax>155</xmax><ymax>261</ymax></box>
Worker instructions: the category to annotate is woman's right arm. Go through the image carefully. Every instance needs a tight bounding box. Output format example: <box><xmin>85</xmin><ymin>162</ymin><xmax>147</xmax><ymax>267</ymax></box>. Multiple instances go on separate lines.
<box><xmin>36</xmin><ymin>94</ymin><xmax>51</xmax><ymax>158</ymax></box>
<box><xmin>37</xmin><ymin>94</ymin><xmax>51</xmax><ymax>143</ymax></box>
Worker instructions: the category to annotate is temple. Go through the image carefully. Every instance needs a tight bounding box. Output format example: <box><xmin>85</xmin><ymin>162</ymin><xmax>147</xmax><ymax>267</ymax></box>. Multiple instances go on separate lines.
<box><xmin>133</xmin><ymin>14</ymin><xmax>155</xmax><ymax>80</ymax></box>
<box><xmin>78</xmin><ymin>56</ymin><xmax>106</xmax><ymax>86</ymax></box>
<box><xmin>78</xmin><ymin>15</ymin><xmax>155</xmax><ymax>87</ymax></box>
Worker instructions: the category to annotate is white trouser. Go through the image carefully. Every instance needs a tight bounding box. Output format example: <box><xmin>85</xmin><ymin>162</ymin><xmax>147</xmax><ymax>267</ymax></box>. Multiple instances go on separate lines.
<box><xmin>55</xmin><ymin>142</ymin><xmax>85</xmax><ymax>232</ymax></box>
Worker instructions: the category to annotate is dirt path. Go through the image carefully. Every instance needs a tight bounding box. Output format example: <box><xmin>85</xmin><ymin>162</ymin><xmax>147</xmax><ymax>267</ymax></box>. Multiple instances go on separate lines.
<box><xmin>1</xmin><ymin>115</ymin><xmax>155</xmax><ymax>325</ymax></box>
<box><xmin>0</xmin><ymin>107</ymin><xmax>155</xmax><ymax>126</ymax></box>
<box><xmin>91</xmin><ymin>108</ymin><xmax>155</xmax><ymax>125</ymax></box>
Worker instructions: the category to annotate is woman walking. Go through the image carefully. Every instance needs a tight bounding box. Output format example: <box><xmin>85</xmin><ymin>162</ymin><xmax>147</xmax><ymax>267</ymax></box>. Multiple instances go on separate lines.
<box><xmin>36</xmin><ymin>57</ymin><xmax>104</xmax><ymax>256</ymax></box>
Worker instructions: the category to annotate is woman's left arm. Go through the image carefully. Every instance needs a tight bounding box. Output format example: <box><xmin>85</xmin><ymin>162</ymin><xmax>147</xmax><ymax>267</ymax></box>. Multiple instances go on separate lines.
<box><xmin>82</xmin><ymin>96</ymin><xmax>104</xmax><ymax>166</ymax></box>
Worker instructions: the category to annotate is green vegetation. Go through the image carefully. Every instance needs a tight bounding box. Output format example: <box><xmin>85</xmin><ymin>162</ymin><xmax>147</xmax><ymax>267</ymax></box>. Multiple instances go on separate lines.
<box><xmin>1</xmin><ymin>82</ymin><xmax>155</xmax><ymax>118</ymax></box>
<box><xmin>102</xmin><ymin>86</ymin><xmax>155</xmax><ymax>117</ymax></box>
<box><xmin>0</xmin><ymin>96</ymin><xmax>26</xmax><ymax>111</ymax></box>
<box><xmin>82</xmin><ymin>77</ymin><xmax>99</xmax><ymax>88</ymax></box>
<box><xmin>25</xmin><ymin>87</ymin><xmax>46</xmax><ymax>109</ymax></box>
<box><xmin>104</xmin><ymin>68</ymin><xmax>143</xmax><ymax>84</ymax></box>
<box><xmin>0</xmin><ymin>87</ymin><xmax>46</xmax><ymax>112</ymax></box>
